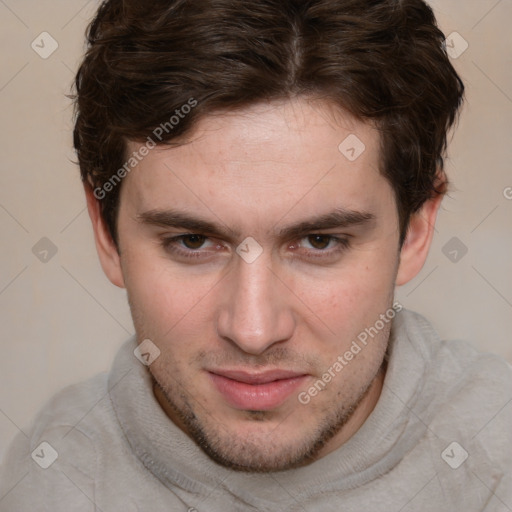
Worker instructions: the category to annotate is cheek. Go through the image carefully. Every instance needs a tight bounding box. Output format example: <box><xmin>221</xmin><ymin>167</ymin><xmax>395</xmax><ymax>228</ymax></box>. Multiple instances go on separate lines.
<box><xmin>122</xmin><ymin>250</ymin><xmax>217</xmax><ymax>337</ymax></box>
<box><xmin>289</xmin><ymin>246</ymin><xmax>397</xmax><ymax>355</ymax></box>
<box><xmin>297</xmin><ymin>252</ymin><xmax>395</xmax><ymax>317</ymax></box>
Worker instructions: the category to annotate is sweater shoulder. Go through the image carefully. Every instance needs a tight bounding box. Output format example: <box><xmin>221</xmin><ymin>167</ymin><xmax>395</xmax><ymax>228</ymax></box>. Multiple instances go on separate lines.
<box><xmin>401</xmin><ymin>308</ymin><xmax>512</xmax><ymax>393</ymax></box>
<box><xmin>0</xmin><ymin>373</ymin><xmax>112</xmax><ymax>511</ymax></box>
<box><xmin>408</xmin><ymin>312</ymin><xmax>512</xmax><ymax>473</ymax></box>
<box><xmin>33</xmin><ymin>372</ymin><xmax>111</xmax><ymax>438</ymax></box>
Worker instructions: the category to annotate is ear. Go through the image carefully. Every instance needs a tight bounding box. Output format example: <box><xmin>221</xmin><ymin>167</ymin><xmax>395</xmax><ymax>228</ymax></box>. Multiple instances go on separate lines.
<box><xmin>84</xmin><ymin>184</ymin><xmax>125</xmax><ymax>288</ymax></box>
<box><xmin>396</xmin><ymin>191</ymin><xmax>443</xmax><ymax>287</ymax></box>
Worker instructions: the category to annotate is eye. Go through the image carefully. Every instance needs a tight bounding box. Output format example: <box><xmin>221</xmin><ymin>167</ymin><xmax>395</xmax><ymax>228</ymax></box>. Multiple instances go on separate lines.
<box><xmin>161</xmin><ymin>234</ymin><xmax>222</xmax><ymax>259</ymax></box>
<box><xmin>304</xmin><ymin>235</ymin><xmax>336</xmax><ymax>250</ymax></box>
<box><xmin>295</xmin><ymin>234</ymin><xmax>351</xmax><ymax>260</ymax></box>
<box><xmin>178</xmin><ymin>234</ymin><xmax>208</xmax><ymax>250</ymax></box>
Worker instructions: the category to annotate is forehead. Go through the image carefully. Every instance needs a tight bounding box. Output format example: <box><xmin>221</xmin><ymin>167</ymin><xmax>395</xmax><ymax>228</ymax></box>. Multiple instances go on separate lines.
<box><xmin>129</xmin><ymin>98</ymin><xmax>376</xmax><ymax>160</ymax></box>
<box><xmin>121</xmin><ymin>98</ymin><xmax>392</xmax><ymax>224</ymax></box>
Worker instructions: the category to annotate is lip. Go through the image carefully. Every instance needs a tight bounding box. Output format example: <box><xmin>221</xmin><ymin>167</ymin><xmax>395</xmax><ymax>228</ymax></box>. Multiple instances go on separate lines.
<box><xmin>208</xmin><ymin>369</ymin><xmax>308</xmax><ymax>411</ymax></box>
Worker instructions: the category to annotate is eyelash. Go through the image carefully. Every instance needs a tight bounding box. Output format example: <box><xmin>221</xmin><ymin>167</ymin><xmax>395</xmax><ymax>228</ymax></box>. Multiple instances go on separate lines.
<box><xmin>161</xmin><ymin>234</ymin><xmax>351</xmax><ymax>261</ymax></box>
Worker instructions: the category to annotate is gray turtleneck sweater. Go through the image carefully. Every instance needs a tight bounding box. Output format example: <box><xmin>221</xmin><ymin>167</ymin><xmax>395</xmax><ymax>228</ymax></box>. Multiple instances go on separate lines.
<box><xmin>1</xmin><ymin>309</ymin><xmax>511</xmax><ymax>511</ymax></box>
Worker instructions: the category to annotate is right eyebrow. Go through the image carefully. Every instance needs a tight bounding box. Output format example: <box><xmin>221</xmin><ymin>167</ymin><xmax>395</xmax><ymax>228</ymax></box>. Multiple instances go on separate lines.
<box><xmin>137</xmin><ymin>209</ymin><xmax>240</xmax><ymax>239</ymax></box>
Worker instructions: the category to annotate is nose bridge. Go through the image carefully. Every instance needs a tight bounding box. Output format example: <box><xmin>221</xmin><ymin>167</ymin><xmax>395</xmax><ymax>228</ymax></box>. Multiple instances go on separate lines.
<box><xmin>217</xmin><ymin>254</ymin><xmax>293</xmax><ymax>354</ymax></box>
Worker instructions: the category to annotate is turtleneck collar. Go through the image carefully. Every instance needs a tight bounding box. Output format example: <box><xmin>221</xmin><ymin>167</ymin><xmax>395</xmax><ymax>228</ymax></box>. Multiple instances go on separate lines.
<box><xmin>109</xmin><ymin>309</ymin><xmax>436</xmax><ymax>509</ymax></box>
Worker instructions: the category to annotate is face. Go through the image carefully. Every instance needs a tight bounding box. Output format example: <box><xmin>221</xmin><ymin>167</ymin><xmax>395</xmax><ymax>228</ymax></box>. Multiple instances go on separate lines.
<box><xmin>92</xmin><ymin>98</ymin><xmax>434</xmax><ymax>472</ymax></box>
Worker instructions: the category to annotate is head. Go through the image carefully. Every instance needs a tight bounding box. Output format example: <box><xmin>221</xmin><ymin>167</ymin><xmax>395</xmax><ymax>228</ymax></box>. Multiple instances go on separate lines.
<box><xmin>74</xmin><ymin>0</ymin><xmax>464</xmax><ymax>472</ymax></box>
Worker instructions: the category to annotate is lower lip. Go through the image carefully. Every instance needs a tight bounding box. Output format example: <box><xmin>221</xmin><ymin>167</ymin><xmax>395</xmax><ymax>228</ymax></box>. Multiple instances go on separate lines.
<box><xmin>209</xmin><ymin>373</ymin><xmax>308</xmax><ymax>411</ymax></box>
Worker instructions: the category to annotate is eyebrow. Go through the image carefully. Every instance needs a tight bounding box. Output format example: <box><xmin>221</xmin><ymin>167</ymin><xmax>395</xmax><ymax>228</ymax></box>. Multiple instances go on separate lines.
<box><xmin>137</xmin><ymin>207</ymin><xmax>376</xmax><ymax>241</ymax></box>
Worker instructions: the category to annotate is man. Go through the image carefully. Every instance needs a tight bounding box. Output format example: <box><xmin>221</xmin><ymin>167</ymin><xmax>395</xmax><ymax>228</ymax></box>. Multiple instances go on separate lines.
<box><xmin>1</xmin><ymin>0</ymin><xmax>510</xmax><ymax>510</ymax></box>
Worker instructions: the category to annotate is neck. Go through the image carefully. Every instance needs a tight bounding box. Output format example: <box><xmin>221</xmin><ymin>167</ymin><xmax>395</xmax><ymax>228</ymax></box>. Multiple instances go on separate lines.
<box><xmin>312</xmin><ymin>360</ymin><xmax>387</xmax><ymax>462</ymax></box>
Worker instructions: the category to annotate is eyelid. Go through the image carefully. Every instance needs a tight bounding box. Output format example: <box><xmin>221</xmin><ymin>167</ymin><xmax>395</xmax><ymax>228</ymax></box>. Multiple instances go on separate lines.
<box><xmin>162</xmin><ymin>233</ymin><xmax>222</xmax><ymax>249</ymax></box>
<box><xmin>296</xmin><ymin>235</ymin><xmax>351</xmax><ymax>254</ymax></box>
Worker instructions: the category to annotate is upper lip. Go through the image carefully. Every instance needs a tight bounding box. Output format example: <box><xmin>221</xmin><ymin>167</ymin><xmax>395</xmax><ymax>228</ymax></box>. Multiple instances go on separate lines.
<box><xmin>208</xmin><ymin>369</ymin><xmax>307</xmax><ymax>385</ymax></box>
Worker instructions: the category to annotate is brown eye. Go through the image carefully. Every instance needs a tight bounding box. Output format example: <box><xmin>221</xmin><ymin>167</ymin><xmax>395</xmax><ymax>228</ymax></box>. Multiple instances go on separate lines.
<box><xmin>161</xmin><ymin>233</ymin><xmax>227</xmax><ymax>262</ymax></box>
<box><xmin>181</xmin><ymin>234</ymin><xmax>207</xmax><ymax>249</ymax></box>
<box><xmin>306</xmin><ymin>235</ymin><xmax>332</xmax><ymax>250</ymax></box>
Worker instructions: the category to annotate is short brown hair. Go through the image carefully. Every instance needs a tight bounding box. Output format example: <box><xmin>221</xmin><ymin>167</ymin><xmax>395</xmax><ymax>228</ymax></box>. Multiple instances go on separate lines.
<box><xmin>72</xmin><ymin>0</ymin><xmax>464</xmax><ymax>245</ymax></box>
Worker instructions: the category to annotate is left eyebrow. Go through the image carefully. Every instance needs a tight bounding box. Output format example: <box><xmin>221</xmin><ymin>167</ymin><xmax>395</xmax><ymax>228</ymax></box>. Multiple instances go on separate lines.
<box><xmin>136</xmin><ymin>207</ymin><xmax>376</xmax><ymax>241</ymax></box>
<box><xmin>276</xmin><ymin>208</ymin><xmax>376</xmax><ymax>240</ymax></box>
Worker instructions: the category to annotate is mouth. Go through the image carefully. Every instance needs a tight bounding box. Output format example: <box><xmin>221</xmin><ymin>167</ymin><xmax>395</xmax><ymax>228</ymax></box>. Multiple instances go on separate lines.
<box><xmin>207</xmin><ymin>369</ymin><xmax>309</xmax><ymax>411</ymax></box>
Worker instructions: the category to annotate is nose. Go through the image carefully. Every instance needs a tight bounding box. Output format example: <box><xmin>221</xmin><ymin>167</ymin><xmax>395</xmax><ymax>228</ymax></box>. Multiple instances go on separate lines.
<box><xmin>216</xmin><ymin>251</ymin><xmax>295</xmax><ymax>355</ymax></box>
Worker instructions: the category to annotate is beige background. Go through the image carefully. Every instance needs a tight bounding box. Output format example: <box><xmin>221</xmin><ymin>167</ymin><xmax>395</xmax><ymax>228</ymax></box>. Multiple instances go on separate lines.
<box><xmin>0</xmin><ymin>0</ymin><xmax>511</xmax><ymax>462</ymax></box>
